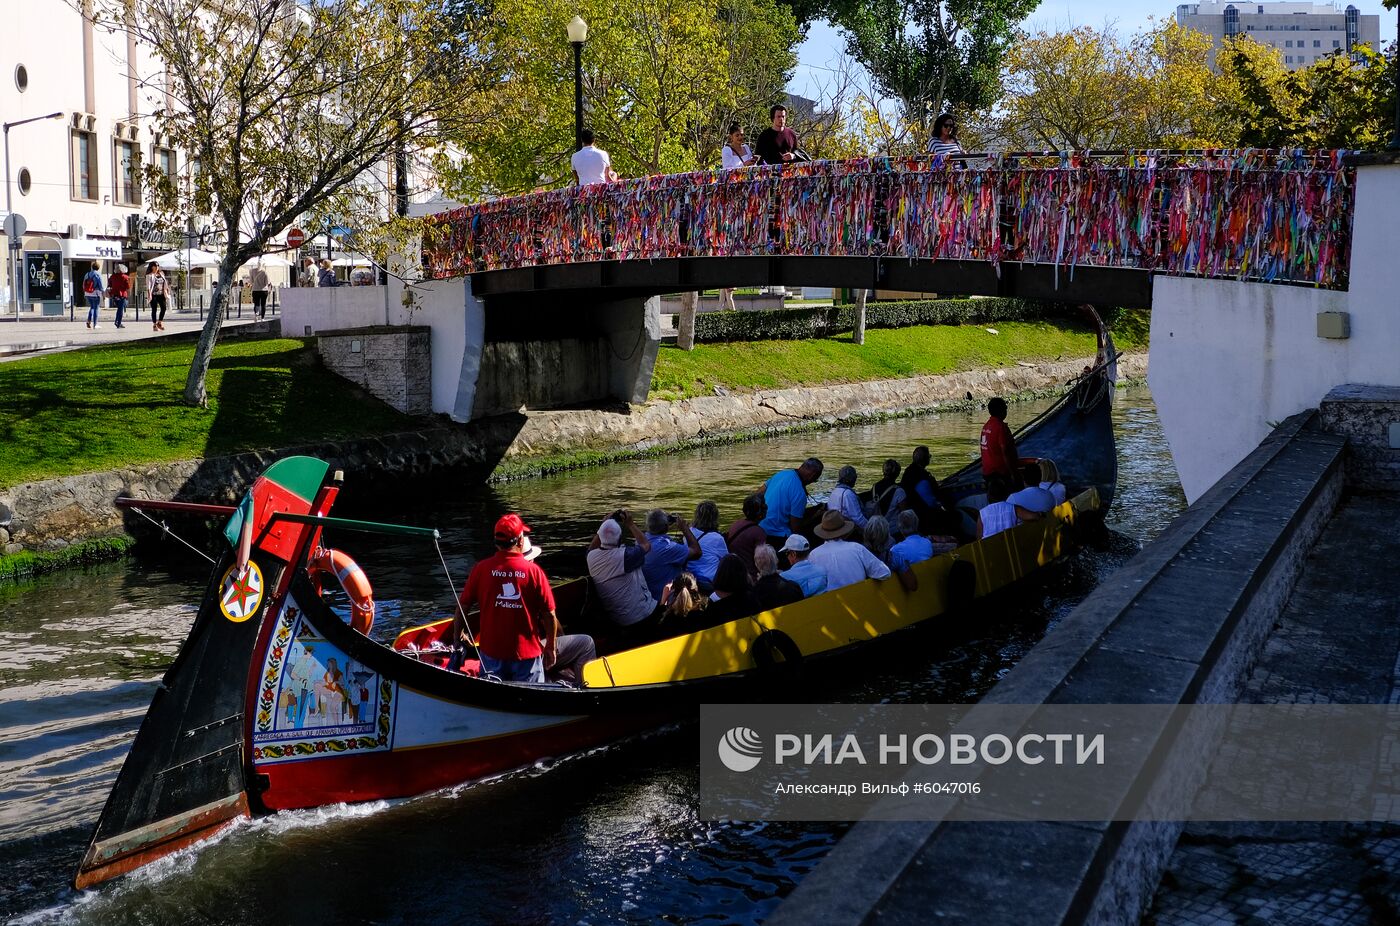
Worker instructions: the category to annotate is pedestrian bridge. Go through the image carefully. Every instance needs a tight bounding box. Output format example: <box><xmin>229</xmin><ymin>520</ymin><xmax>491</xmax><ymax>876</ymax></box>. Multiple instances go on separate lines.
<box><xmin>422</xmin><ymin>150</ymin><xmax>1357</xmax><ymax>309</ymax></box>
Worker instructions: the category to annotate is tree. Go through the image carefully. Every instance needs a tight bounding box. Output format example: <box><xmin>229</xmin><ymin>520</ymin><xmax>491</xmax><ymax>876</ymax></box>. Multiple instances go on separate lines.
<box><xmin>972</xmin><ymin>21</ymin><xmax>1236</xmax><ymax>151</ymax></box>
<box><xmin>442</xmin><ymin>0</ymin><xmax>800</xmax><ymax>196</ymax></box>
<box><xmin>88</xmin><ymin>0</ymin><xmax>489</xmax><ymax>406</ymax></box>
<box><xmin>1217</xmin><ymin>38</ymin><xmax>1396</xmax><ymax>149</ymax></box>
<box><xmin>829</xmin><ymin>0</ymin><xmax>1039</xmax><ymax>144</ymax></box>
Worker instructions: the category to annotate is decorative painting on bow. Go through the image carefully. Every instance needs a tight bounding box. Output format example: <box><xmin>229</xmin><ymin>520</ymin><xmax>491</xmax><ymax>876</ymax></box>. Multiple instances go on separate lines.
<box><xmin>218</xmin><ymin>561</ymin><xmax>264</xmax><ymax>623</ymax></box>
<box><xmin>253</xmin><ymin>598</ymin><xmax>393</xmax><ymax>763</ymax></box>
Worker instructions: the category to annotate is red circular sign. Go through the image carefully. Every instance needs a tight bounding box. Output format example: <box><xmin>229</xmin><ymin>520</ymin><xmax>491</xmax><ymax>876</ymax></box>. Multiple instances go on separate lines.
<box><xmin>286</xmin><ymin>228</ymin><xmax>306</xmax><ymax>249</ymax></box>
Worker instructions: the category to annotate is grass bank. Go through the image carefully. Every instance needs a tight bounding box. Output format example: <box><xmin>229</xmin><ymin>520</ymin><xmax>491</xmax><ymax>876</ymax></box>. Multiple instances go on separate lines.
<box><xmin>650</xmin><ymin>311</ymin><xmax>1149</xmax><ymax>402</ymax></box>
<box><xmin>0</xmin><ymin>338</ymin><xmax>412</xmax><ymax>489</ymax></box>
<box><xmin>0</xmin><ymin>536</ymin><xmax>136</xmax><ymax>582</ymax></box>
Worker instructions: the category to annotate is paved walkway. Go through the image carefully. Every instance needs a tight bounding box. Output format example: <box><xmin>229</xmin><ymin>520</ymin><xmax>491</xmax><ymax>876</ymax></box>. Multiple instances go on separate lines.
<box><xmin>0</xmin><ymin>308</ymin><xmax>272</xmax><ymax>359</ymax></box>
<box><xmin>1146</xmin><ymin>495</ymin><xmax>1400</xmax><ymax>925</ymax></box>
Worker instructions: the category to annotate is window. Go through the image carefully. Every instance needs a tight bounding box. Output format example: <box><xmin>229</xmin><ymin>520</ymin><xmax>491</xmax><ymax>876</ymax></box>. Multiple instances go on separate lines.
<box><xmin>114</xmin><ymin>138</ymin><xmax>140</xmax><ymax>205</ymax></box>
<box><xmin>1285</xmin><ymin>40</ymin><xmax>1292</xmax><ymax>47</ymax></box>
<box><xmin>1313</xmin><ymin>40</ymin><xmax>1320</xmax><ymax>47</ymax></box>
<box><xmin>1285</xmin><ymin>55</ymin><xmax>1293</xmax><ymax>63</ymax></box>
<box><xmin>1333</xmin><ymin>39</ymin><xmax>1340</xmax><ymax>47</ymax></box>
<box><xmin>71</xmin><ymin>129</ymin><xmax>97</xmax><ymax>200</ymax></box>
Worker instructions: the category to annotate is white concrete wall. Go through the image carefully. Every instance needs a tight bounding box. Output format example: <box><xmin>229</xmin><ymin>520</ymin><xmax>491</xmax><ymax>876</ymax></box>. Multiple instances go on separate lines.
<box><xmin>1150</xmin><ymin>162</ymin><xmax>1400</xmax><ymax>502</ymax></box>
<box><xmin>279</xmin><ymin>286</ymin><xmax>390</xmax><ymax>336</ymax></box>
<box><xmin>386</xmin><ymin>277</ymin><xmax>479</xmax><ymax>420</ymax></box>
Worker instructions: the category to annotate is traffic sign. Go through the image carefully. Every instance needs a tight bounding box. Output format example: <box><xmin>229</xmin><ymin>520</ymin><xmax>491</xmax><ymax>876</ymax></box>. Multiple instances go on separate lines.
<box><xmin>3</xmin><ymin>213</ymin><xmax>27</xmax><ymax>240</ymax></box>
<box><xmin>286</xmin><ymin>228</ymin><xmax>306</xmax><ymax>249</ymax></box>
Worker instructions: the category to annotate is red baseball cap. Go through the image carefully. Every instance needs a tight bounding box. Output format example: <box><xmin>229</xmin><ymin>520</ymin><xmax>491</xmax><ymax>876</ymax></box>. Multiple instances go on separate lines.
<box><xmin>493</xmin><ymin>513</ymin><xmax>531</xmax><ymax>541</ymax></box>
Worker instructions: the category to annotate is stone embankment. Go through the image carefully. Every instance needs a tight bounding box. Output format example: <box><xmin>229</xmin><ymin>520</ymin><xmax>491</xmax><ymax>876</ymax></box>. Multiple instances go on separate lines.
<box><xmin>0</xmin><ymin>352</ymin><xmax>1144</xmax><ymax>557</ymax></box>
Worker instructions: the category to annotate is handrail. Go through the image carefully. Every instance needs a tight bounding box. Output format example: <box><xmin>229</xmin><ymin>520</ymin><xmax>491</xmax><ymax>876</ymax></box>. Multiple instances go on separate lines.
<box><xmin>115</xmin><ymin>497</ymin><xmax>238</xmax><ymax>517</ymax></box>
<box><xmin>423</xmin><ymin>149</ymin><xmax>1357</xmax><ymax>291</ymax></box>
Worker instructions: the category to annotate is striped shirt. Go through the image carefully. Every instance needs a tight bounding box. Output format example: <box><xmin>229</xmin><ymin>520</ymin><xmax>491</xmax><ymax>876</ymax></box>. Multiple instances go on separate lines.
<box><xmin>928</xmin><ymin>140</ymin><xmax>963</xmax><ymax>158</ymax></box>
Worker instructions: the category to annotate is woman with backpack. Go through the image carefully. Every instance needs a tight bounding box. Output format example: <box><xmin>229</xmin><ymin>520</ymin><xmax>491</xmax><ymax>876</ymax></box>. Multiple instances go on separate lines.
<box><xmin>82</xmin><ymin>262</ymin><xmax>103</xmax><ymax>329</ymax></box>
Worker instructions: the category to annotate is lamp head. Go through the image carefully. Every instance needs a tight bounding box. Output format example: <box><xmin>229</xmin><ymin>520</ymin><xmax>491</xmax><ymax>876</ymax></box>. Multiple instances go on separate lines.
<box><xmin>566</xmin><ymin>15</ymin><xmax>588</xmax><ymax>44</ymax></box>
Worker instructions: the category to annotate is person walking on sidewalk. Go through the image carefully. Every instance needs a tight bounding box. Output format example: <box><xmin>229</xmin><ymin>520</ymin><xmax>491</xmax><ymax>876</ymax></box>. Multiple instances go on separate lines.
<box><xmin>108</xmin><ymin>264</ymin><xmax>131</xmax><ymax>329</ymax></box>
<box><xmin>249</xmin><ymin>262</ymin><xmax>270</xmax><ymax>319</ymax></box>
<box><xmin>82</xmin><ymin>262</ymin><xmax>104</xmax><ymax>329</ymax></box>
<box><xmin>146</xmin><ymin>263</ymin><xmax>170</xmax><ymax>331</ymax></box>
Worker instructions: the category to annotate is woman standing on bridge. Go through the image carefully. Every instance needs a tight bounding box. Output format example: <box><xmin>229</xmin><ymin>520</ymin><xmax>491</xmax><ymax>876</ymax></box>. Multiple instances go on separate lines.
<box><xmin>927</xmin><ymin>113</ymin><xmax>962</xmax><ymax>159</ymax></box>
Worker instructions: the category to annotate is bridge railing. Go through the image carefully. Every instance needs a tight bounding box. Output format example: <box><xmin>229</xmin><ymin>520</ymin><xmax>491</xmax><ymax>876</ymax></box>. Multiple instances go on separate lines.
<box><xmin>423</xmin><ymin>151</ymin><xmax>1356</xmax><ymax>290</ymax></box>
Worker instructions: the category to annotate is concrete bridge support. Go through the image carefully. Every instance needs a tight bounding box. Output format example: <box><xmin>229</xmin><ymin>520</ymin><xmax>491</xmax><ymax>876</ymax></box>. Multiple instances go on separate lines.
<box><xmin>398</xmin><ymin>276</ymin><xmax>661</xmax><ymax>422</ymax></box>
<box><xmin>1150</xmin><ymin>157</ymin><xmax>1400</xmax><ymax>502</ymax></box>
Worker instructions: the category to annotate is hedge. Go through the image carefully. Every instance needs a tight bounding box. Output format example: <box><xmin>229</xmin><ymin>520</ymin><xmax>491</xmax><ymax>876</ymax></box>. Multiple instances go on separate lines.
<box><xmin>691</xmin><ymin>297</ymin><xmax>1070</xmax><ymax>343</ymax></box>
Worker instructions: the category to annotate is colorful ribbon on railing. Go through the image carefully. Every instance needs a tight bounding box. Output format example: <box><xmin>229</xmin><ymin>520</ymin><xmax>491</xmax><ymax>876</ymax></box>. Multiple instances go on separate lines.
<box><xmin>420</xmin><ymin>151</ymin><xmax>1356</xmax><ymax>290</ymax></box>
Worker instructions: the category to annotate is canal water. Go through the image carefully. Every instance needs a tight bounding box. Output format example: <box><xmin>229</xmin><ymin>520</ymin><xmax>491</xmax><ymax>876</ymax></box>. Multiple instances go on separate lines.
<box><xmin>0</xmin><ymin>384</ymin><xmax>1183</xmax><ymax>925</ymax></box>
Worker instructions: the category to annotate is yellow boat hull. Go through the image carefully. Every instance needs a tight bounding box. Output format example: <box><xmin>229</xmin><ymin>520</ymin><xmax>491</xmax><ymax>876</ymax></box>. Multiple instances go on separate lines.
<box><xmin>583</xmin><ymin>488</ymin><xmax>1099</xmax><ymax>688</ymax></box>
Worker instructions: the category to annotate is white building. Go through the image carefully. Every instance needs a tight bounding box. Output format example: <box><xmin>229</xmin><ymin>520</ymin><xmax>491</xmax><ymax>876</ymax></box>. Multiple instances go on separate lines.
<box><xmin>1175</xmin><ymin>2</ymin><xmax>1383</xmax><ymax>70</ymax></box>
<box><xmin>0</xmin><ymin>0</ymin><xmax>207</xmax><ymax>313</ymax></box>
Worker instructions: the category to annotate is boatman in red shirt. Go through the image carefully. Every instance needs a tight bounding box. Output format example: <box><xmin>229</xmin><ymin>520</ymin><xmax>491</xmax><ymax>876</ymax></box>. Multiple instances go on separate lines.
<box><xmin>980</xmin><ymin>397</ymin><xmax>1022</xmax><ymax>488</ymax></box>
<box><xmin>458</xmin><ymin>514</ymin><xmax>596</xmax><ymax>685</ymax></box>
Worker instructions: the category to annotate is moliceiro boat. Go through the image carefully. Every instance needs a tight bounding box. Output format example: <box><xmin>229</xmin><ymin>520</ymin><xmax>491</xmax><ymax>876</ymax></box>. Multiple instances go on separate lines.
<box><xmin>75</xmin><ymin>336</ymin><xmax>1117</xmax><ymax>890</ymax></box>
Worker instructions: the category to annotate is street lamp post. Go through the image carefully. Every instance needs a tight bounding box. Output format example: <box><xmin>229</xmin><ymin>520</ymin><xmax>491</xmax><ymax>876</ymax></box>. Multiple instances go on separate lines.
<box><xmin>567</xmin><ymin>15</ymin><xmax>588</xmax><ymax>151</ymax></box>
<box><xmin>3</xmin><ymin>111</ymin><xmax>64</xmax><ymax>320</ymax></box>
<box><xmin>1390</xmin><ymin>3</ymin><xmax>1399</xmax><ymax>150</ymax></box>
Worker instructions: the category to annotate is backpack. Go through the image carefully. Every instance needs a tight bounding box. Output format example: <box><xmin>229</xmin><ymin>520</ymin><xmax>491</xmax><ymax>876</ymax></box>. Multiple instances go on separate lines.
<box><xmin>83</xmin><ymin>274</ymin><xmax>98</xmax><ymax>295</ymax></box>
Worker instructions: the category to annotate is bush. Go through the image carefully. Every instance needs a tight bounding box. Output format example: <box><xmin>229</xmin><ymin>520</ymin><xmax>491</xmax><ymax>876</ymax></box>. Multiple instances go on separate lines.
<box><xmin>692</xmin><ymin>297</ymin><xmax>1070</xmax><ymax>343</ymax></box>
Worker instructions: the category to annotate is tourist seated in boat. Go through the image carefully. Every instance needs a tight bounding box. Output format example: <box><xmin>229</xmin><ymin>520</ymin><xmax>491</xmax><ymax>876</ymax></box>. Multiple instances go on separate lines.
<box><xmin>660</xmin><ymin>572</ymin><xmax>707</xmax><ymax>627</ymax></box>
<box><xmin>725</xmin><ymin>493</ymin><xmax>769</xmax><ymax>579</ymax></box>
<box><xmin>759</xmin><ymin>456</ymin><xmax>824</xmax><ymax>549</ymax></box>
<box><xmin>1010</xmin><ymin>486</ymin><xmax>1057</xmax><ymax>522</ymax></box>
<box><xmin>980</xmin><ymin>398</ymin><xmax>1022</xmax><ymax>489</ymax></box>
<box><xmin>1038</xmin><ymin>459</ymin><xmax>1068</xmax><ymax>506</ymax></box>
<box><xmin>458</xmin><ymin>513</ymin><xmax>595</xmax><ymax>684</ymax></box>
<box><xmin>752</xmin><ymin>544</ymin><xmax>804</xmax><ymax>610</ymax></box>
<box><xmin>863</xmin><ymin>514</ymin><xmax>893</xmax><ymax>563</ymax></box>
<box><xmin>827</xmin><ymin>465</ymin><xmax>868</xmax><ymax>530</ymax></box>
<box><xmin>807</xmin><ymin>511</ymin><xmax>892</xmax><ymax>591</ymax></box>
<box><xmin>586</xmin><ymin>512</ymin><xmax>662</xmax><ymax>634</ymax></box>
<box><xmin>688</xmin><ymin>500</ymin><xmax>729</xmax><ymax>593</ymax></box>
<box><xmin>900</xmin><ymin>446</ymin><xmax>958</xmax><ymax>535</ymax></box>
<box><xmin>779</xmin><ymin>534</ymin><xmax>828</xmax><ymax>597</ymax></box>
<box><xmin>868</xmin><ymin>458</ymin><xmax>903</xmax><ymax>518</ymax></box>
<box><xmin>704</xmin><ymin>554</ymin><xmax>760</xmax><ymax>623</ymax></box>
<box><xmin>889</xmin><ymin>510</ymin><xmax>935</xmax><ymax>571</ymax></box>
<box><xmin>641</xmin><ymin>508</ymin><xmax>702</xmax><ymax>600</ymax></box>
<box><xmin>977</xmin><ymin>477</ymin><xmax>1019</xmax><ymax>540</ymax></box>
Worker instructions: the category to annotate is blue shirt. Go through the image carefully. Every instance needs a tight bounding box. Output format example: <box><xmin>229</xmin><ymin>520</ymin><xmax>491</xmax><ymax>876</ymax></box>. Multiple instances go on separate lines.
<box><xmin>760</xmin><ymin>469</ymin><xmax>808</xmax><ymax>539</ymax></box>
<box><xmin>689</xmin><ymin>527</ymin><xmax>728</xmax><ymax>582</ymax></box>
<box><xmin>780</xmin><ymin>559</ymin><xmax>828</xmax><ymax>598</ymax></box>
<box><xmin>642</xmin><ymin>533</ymin><xmax>693</xmax><ymax>600</ymax></box>
<box><xmin>888</xmin><ymin>534</ymin><xmax>934</xmax><ymax>572</ymax></box>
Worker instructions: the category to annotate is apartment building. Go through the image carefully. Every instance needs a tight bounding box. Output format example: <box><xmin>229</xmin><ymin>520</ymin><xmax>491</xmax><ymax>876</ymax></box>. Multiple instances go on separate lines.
<box><xmin>1175</xmin><ymin>1</ymin><xmax>1383</xmax><ymax>69</ymax></box>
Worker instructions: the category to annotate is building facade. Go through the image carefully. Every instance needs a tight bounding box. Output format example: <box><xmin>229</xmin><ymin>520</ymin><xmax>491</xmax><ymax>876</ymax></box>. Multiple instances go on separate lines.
<box><xmin>0</xmin><ymin>0</ymin><xmax>208</xmax><ymax>313</ymax></box>
<box><xmin>1175</xmin><ymin>1</ymin><xmax>1382</xmax><ymax>70</ymax></box>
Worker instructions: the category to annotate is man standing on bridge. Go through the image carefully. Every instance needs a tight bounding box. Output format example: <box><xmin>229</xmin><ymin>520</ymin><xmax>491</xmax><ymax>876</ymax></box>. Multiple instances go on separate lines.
<box><xmin>754</xmin><ymin>104</ymin><xmax>800</xmax><ymax>166</ymax></box>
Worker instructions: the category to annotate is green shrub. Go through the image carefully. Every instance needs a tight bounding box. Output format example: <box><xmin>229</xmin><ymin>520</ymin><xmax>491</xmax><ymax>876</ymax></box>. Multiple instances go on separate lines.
<box><xmin>0</xmin><ymin>536</ymin><xmax>135</xmax><ymax>583</ymax></box>
<box><xmin>692</xmin><ymin>297</ymin><xmax>1072</xmax><ymax>343</ymax></box>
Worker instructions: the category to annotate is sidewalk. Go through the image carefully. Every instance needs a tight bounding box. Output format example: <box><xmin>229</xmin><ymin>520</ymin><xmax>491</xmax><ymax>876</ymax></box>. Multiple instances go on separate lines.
<box><xmin>0</xmin><ymin>308</ymin><xmax>271</xmax><ymax>359</ymax></box>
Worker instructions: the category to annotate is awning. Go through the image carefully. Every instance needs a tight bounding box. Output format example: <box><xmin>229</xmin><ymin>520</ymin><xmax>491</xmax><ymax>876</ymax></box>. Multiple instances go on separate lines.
<box><xmin>61</xmin><ymin>237</ymin><xmax>126</xmax><ymax>261</ymax></box>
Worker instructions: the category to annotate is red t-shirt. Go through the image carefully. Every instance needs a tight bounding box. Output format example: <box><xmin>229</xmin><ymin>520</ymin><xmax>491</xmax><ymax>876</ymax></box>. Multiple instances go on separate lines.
<box><xmin>980</xmin><ymin>417</ymin><xmax>1018</xmax><ymax>479</ymax></box>
<box><xmin>457</xmin><ymin>551</ymin><xmax>555</xmax><ymax>661</ymax></box>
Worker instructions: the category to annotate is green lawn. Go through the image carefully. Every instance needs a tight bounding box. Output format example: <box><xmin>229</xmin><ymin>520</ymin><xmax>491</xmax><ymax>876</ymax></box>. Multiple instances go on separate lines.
<box><xmin>0</xmin><ymin>338</ymin><xmax>413</xmax><ymax>489</ymax></box>
<box><xmin>650</xmin><ymin>316</ymin><xmax>1143</xmax><ymax>402</ymax></box>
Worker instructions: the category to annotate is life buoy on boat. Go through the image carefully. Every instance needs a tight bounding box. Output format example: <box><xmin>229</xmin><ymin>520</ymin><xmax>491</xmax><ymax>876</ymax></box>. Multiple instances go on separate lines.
<box><xmin>750</xmin><ymin>629</ymin><xmax>803</xmax><ymax>669</ymax></box>
<box><xmin>308</xmin><ymin>547</ymin><xmax>375</xmax><ymax>634</ymax></box>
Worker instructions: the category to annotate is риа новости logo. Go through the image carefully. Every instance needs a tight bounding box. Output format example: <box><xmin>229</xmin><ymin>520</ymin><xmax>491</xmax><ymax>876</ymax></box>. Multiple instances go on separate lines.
<box><xmin>718</xmin><ymin>727</ymin><xmax>764</xmax><ymax>772</ymax></box>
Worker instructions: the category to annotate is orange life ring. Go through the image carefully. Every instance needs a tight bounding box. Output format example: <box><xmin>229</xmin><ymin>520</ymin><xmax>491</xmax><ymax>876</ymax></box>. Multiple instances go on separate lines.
<box><xmin>308</xmin><ymin>547</ymin><xmax>375</xmax><ymax>634</ymax></box>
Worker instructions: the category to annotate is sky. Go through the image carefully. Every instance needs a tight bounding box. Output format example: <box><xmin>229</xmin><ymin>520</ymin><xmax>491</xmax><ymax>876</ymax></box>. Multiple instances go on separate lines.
<box><xmin>791</xmin><ymin>1</ymin><xmax>1400</xmax><ymax>101</ymax></box>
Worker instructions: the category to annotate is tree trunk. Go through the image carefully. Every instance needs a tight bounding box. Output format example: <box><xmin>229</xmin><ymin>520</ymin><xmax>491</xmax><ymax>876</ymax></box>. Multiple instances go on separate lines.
<box><xmin>853</xmin><ymin>287</ymin><xmax>867</xmax><ymax>346</ymax></box>
<box><xmin>182</xmin><ymin>253</ymin><xmax>241</xmax><ymax>407</ymax></box>
<box><xmin>677</xmin><ymin>290</ymin><xmax>698</xmax><ymax>351</ymax></box>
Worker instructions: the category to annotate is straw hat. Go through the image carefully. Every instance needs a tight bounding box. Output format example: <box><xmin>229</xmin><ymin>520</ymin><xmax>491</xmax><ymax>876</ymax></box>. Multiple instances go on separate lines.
<box><xmin>813</xmin><ymin>510</ymin><xmax>855</xmax><ymax>539</ymax></box>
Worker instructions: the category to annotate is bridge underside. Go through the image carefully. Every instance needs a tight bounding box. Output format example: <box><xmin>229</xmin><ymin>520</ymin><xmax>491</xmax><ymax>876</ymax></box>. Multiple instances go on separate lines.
<box><xmin>470</xmin><ymin>257</ymin><xmax>1154</xmax><ymax>311</ymax></box>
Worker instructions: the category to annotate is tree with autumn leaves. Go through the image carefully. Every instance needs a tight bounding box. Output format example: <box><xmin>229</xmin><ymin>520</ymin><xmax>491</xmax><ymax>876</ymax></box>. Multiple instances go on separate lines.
<box><xmin>970</xmin><ymin>18</ymin><xmax>1396</xmax><ymax>154</ymax></box>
